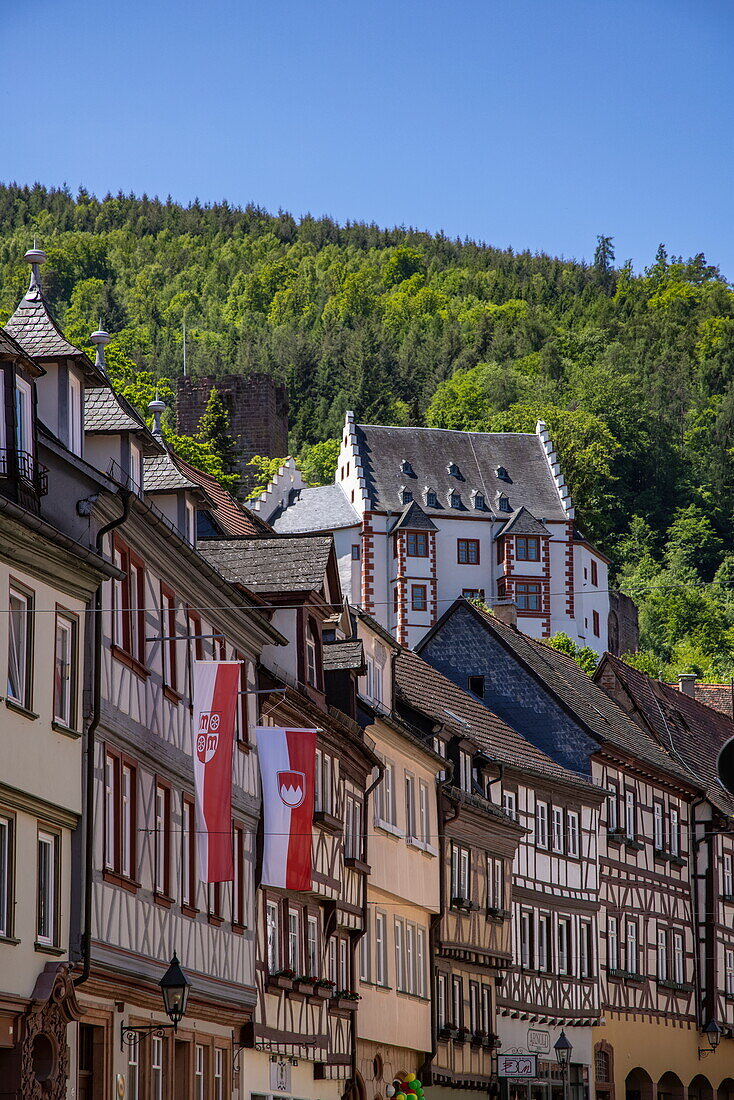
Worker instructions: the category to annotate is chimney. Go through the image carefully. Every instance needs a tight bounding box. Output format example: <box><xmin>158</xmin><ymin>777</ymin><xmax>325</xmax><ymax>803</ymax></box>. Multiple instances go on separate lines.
<box><xmin>491</xmin><ymin>600</ymin><xmax>517</xmax><ymax>628</ymax></box>
<box><xmin>678</xmin><ymin>673</ymin><xmax>697</xmax><ymax>697</ymax></box>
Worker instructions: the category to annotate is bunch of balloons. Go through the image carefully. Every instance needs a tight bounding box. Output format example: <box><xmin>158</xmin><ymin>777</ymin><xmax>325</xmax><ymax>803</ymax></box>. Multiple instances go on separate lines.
<box><xmin>386</xmin><ymin>1073</ymin><xmax>425</xmax><ymax>1100</ymax></box>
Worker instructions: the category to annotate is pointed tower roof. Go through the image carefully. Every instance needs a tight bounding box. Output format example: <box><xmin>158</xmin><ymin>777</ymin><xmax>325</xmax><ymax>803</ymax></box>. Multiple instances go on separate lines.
<box><xmin>389</xmin><ymin>499</ymin><xmax>438</xmax><ymax>533</ymax></box>
<box><xmin>5</xmin><ymin>248</ymin><xmax>105</xmax><ymax>382</ymax></box>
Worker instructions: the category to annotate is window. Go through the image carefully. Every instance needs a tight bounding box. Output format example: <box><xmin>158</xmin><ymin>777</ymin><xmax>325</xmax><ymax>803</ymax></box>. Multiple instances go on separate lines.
<box><xmin>474</xmin><ymin>493</ymin><xmax>485</xmax><ymax>510</ymax></box>
<box><xmin>314</xmin><ymin>749</ymin><xmax>333</xmax><ymax>814</ymax></box>
<box><xmin>68</xmin><ymin>372</ymin><xmax>83</xmax><ymax>455</ymax></box>
<box><xmin>459</xmin><ymin>750</ymin><xmax>472</xmax><ymax>793</ymax></box>
<box><xmin>535</xmin><ymin>802</ymin><xmax>549</xmax><ymax>849</ymax></box>
<box><xmin>104</xmin><ymin>749</ymin><xmax>136</xmax><ymax>880</ymax></box>
<box><xmin>520</xmin><ymin>910</ymin><xmax>533</xmax><ymax>968</ymax></box>
<box><xmin>607</xmin><ymin>782</ymin><xmax>619</xmax><ymax>831</ymax></box>
<box><xmin>498</xmin><ymin>494</ymin><xmax>511</xmax><ymax>512</ymax></box>
<box><xmin>503</xmin><ymin>790</ymin><xmax>517</xmax><ymax>820</ymax></box>
<box><xmin>591</xmin><ymin>559</ymin><xmax>598</xmax><ymax>586</ymax></box>
<box><xmin>670</xmin><ymin>807</ymin><xmax>680</xmax><ymax>857</ymax></box>
<box><xmin>452</xmin><ymin>976</ymin><xmax>463</xmax><ymax>1027</ymax></box>
<box><xmin>417</xmin><ymin>928</ymin><xmax>426</xmax><ymax>997</ymax></box>
<box><xmin>154</xmin><ymin>783</ymin><xmax>171</xmax><ymax>897</ymax></box>
<box><xmin>516</xmin><ymin>537</ymin><xmax>540</xmax><ymax>561</ymax></box>
<box><xmin>208</xmin><ymin>882</ymin><xmax>223</xmax><ymax>922</ymax></box>
<box><xmin>437</xmin><ymin>973</ymin><xmax>447</xmax><ymax>1028</ymax></box>
<box><xmin>37</xmin><ymin>830</ymin><xmax>58</xmax><ymax>946</ymax></box>
<box><xmin>233</xmin><ymin>824</ymin><xmax>246</xmax><ymax>929</ymax></box>
<box><xmin>516</xmin><ymin>582</ymin><xmax>541</xmax><ymax>611</ymax></box>
<box><xmin>345</xmin><ymin>795</ymin><xmax>362</xmax><ymax>860</ymax></box>
<box><xmin>395</xmin><ymin>919</ymin><xmax>404</xmax><ymax>991</ymax></box>
<box><xmin>493</xmin><ymin>859</ymin><xmax>504</xmax><ymax>912</ymax></box>
<box><xmin>419</xmin><ymin>781</ymin><xmax>430</xmax><ymax>846</ymax></box>
<box><xmin>580</xmin><ymin>921</ymin><xmax>592</xmax><ymax>977</ymax></box>
<box><xmin>111</xmin><ymin>539</ymin><xmax>146</xmax><ymax>664</ymax></box>
<box><xmin>8</xmin><ymin>583</ymin><xmax>33</xmax><ymax>708</ymax></box>
<box><xmin>360</xmin><ymin>922</ymin><xmax>370</xmax><ymax>981</ymax></box>
<box><xmin>462</xmin><ymin>588</ymin><xmax>485</xmax><ymax>601</ymax></box>
<box><xmin>54</xmin><ymin>611</ymin><xmax>77</xmax><ymax>728</ymax></box>
<box><xmin>15</xmin><ymin>376</ymin><xmax>33</xmax><ymax>457</ymax></box>
<box><xmin>351</xmin><ymin>544</ymin><xmax>361</xmax><ymax>560</ymax></box>
<box><xmin>402</xmin><ymin>490</ymin><xmax>413</xmax><ymax>504</ymax></box>
<box><xmin>406</xmin><ymin>531</ymin><xmax>428</xmax><ymax>557</ymax></box>
<box><xmin>307</xmin><ymin>915</ymin><xmax>319</xmax><ymax>977</ymax></box>
<box><xmin>411</xmin><ymin>584</ymin><xmax>427</xmax><ymax>612</ymax></box>
<box><xmin>406</xmin><ymin>923</ymin><xmax>416</xmax><ymax>994</ymax></box>
<box><xmin>607</xmin><ymin>917</ymin><xmax>618</xmax><ymax>971</ymax></box>
<box><xmin>567</xmin><ymin>812</ymin><xmax>580</xmax><ymax>858</ymax></box>
<box><xmin>405</xmin><ymin>775</ymin><xmax>416</xmax><ymax>841</ymax></box>
<box><xmin>0</xmin><ymin>816</ymin><xmax>11</xmax><ymax>937</ymax></box>
<box><xmin>537</xmin><ymin>915</ymin><xmax>549</xmax><ymax>972</ymax></box>
<box><xmin>726</xmin><ymin>949</ymin><xmax>734</xmax><ymax>997</ymax></box>
<box><xmin>558</xmin><ymin>919</ymin><xmax>570</xmax><ymax>975</ymax></box>
<box><xmin>182</xmin><ymin>796</ymin><xmax>196</xmax><ymax>911</ymax></box>
<box><xmin>288</xmin><ymin>909</ymin><xmax>300</xmax><ymax>972</ymax></box>
<box><xmin>160</xmin><ymin>584</ymin><xmax>178</xmax><ymax>694</ymax></box>
<box><xmin>626</xmin><ymin>920</ymin><xmax>638</xmax><ymax>974</ymax></box>
<box><xmin>375</xmin><ymin>759</ymin><xmax>396</xmax><ymax>827</ymax></box>
<box><xmin>593</xmin><ymin>610</ymin><xmax>601</xmax><ymax>637</ymax></box>
<box><xmin>654</xmin><ymin>803</ymin><xmax>664</xmax><ymax>851</ymax></box>
<box><xmin>469</xmin><ymin>981</ymin><xmax>480</xmax><ymax>1032</ymax></box>
<box><xmin>393</xmin><ymin>587</ymin><xmax>398</xmax><ymax>615</ymax></box>
<box><xmin>725</xmin><ymin>853</ymin><xmax>733</xmax><ymax>897</ymax></box>
<box><xmin>625</xmin><ymin>790</ymin><xmax>636</xmax><ymax>840</ymax></box>
<box><xmin>450</xmin><ymin>492</ymin><xmax>461</xmax><ymax>509</ymax></box>
<box><xmin>195</xmin><ymin>1044</ymin><xmax>205</xmax><ymax>1100</ymax></box>
<box><xmin>657</xmin><ymin>928</ymin><xmax>668</xmax><ymax>981</ymax></box>
<box><xmin>151</xmin><ymin>1036</ymin><xmax>164</xmax><ymax>1100</ymax></box>
<box><xmin>266</xmin><ymin>901</ymin><xmax>279</xmax><ymax>972</ymax></box>
<box><xmin>426</xmin><ymin>489</ymin><xmax>438</xmax><ymax>508</ymax></box>
<box><xmin>448</xmin><ymin>462</ymin><xmax>461</xmax><ymax>478</ymax></box>
<box><xmin>468</xmin><ymin>674</ymin><xmax>485</xmax><ymax>698</ymax></box>
<box><xmin>214</xmin><ymin>1050</ymin><xmax>224</xmax><ymax>1100</ymax></box>
<box><xmin>375</xmin><ymin>912</ymin><xmax>387</xmax><ymax>986</ymax></box>
<box><xmin>673</xmin><ymin>933</ymin><xmax>684</xmax><ymax>984</ymax></box>
<box><xmin>457</xmin><ymin>538</ymin><xmax>480</xmax><ymax>564</ymax></box>
<box><xmin>401</xmin><ymin>460</ymin><xmax>413</xmax><ymax>475</ymax></box>
<box><xmin>482</xmin><ymin>986</ymin><xmax>491</xmax><ymax>1034</ymax></box>
<box><xmin>128</xmin><ymin>1043</ymin><xmax>139</xmax><ymax>1100</ymax></box>
<box><xmin>306</xmin><ymin>624</ymin><xmax>319</xmax><ymax>688</ymax></box>
<box><xmin>552</xmin><ymin>807</ymin><xmax>564</xmax><ymax>853</ymax></box>
<box><xmin>596</xmin><ymin>1051</ymin><xmax>610</xmax><ymax>1084</ymax></box>
<box><xmin>451</xmin><ymin>843</ymin><xmax>470</xmax><ymax>901</ymax></box>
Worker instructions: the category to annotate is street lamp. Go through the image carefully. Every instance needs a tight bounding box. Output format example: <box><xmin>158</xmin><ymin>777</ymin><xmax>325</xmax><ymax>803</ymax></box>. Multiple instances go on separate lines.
<box><xmin>554</xmin><ymin>1030</ymin><xmax>573</xmax><ymax>1100</ymax></box>
<box><xmin>120</xmin><ymin>953</ymin><xmax>191</xmax><ymax>1051</ymax></box>
<box><xmin>698</xmin><ymin>1019</ymin><xmax>721</xmax><ymax>1059</ymax></box>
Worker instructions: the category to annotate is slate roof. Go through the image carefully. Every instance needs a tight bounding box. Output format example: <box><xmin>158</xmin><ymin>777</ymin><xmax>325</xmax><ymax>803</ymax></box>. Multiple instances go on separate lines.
<box><xmin>174</xmin><ymin>454</ymin><xmax>274</xmax><ymax>538</ymax></box>
<box><xmin>272</xmin><ymin>483</ymin><xmax>360</xmax><ymax>534</ymax></box>
<box><xmin>144</xmin><ymin>450</ymin><xmax>202</xmax><ymax>493</ymax></box>
<box><xmin>323</xmin><ymin>639</ymin><xmax>365</xmax><ymax>672</ymax></box>
<box><xmin>199</xmin><ymin>536</ymin><xmax>334</xmax><ymax>594</ymax></box>
<box><xmin>395</xmin><ymin>646</ymin><xmax>596</xmax><ymax>791</ymax></box>
<box><xmin>84</xmin><ymin>386</ymin><xmax>147</xmax><ymax>435</ymax></box>
<box><xmin>446</xmin><ymin>602</ymin><xmax>700</xmax><ymax>788</ymax></box>
<box><xmin>6</xmin><ymin>282</ymin><xmax>103</xmax><ymax>381</ymax></box>
<box><xmin>669</xmin><ymin>682</ymin><xmax>734</xmax><ymax>720</ymax></box>
<box><xmin>390</xmin><ymin>499</ymin><xmax>438</xmax><ymax>533</ymax></box>
<box><xmin>355</xmin><ymin>423</ymin><xmax>568</xmax><ymax>520</ymax></box>
<box><xmin>600</xmin><ymin>655</ymin><xmax>734</xmax><ymax>815</ymax></box>
<box><xmin>497</xmin><ymin>506</ymin><xmax>550</xmax><ymax>538</ymax></box>
<box><xmin>0</xmin><ymin>324</ymin><xmax>40</xmax><ymax>366</ymax></box>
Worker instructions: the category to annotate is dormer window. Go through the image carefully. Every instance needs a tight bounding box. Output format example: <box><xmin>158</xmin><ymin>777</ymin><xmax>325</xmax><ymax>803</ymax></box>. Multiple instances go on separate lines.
<box><xmin>447</xmin><ymin>462</ymin><xmax>461</xmax><ymax>478</ymax></box>
<box><xmin>401</xmin><ymin>459</ymin><xmax>414</xmax><ymax>476</ymax></box>
<box><xmin>425</xmin><ymin>488</ymin><xmax>438</xmax><ymax>508</ymax></box>
<box><xmin>496</xmin><ymin>466</ymin><xmax>509</xmax><ymax>480</ymax></box>
<box><xmin>450</xmin><ymin>491</ymin><xmax>461</xmax><ymax>509</ymax></box>
<box><xmin>401</xmin><ymin>489</ymin><xmax>413</xmax><ymax>504</ymax></box>
<box><xmin>498</xmin><ymin>495</ymin><xmax>511</xmax><ymax>513</ymax></box>
<box><xmin>474</xmin><ymin>493</ymin><xmax>485</xmax><ymax>510</ymax></box>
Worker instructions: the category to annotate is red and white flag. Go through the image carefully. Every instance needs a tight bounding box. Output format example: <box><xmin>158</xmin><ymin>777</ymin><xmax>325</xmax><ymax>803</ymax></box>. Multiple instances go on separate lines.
<box><xmin>257</xmin><ymin>727</ymin><xmax>317</xmax><ymax>891</ymax></box>
<box><xmin>193</xmin><ymin>660</ymin><xmax>240</xmax><ymax>883</ymax></box>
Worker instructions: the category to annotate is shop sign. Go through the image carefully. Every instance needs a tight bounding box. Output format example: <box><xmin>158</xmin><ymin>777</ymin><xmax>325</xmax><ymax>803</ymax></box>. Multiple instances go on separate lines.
<box><xmin>270</xmin><ymin>1059</ymin><xmax>292</xmax><ymax>1093</ymax></box>
<box><xmin>498</xmin><ymin>1054</ymin><xmax>538</xmax><ymax>1078</ymax></box>
<box><xmin>527</xmin><ymin>1029</ymin><xmax>550</xmax><ymax>1054</ymax></box>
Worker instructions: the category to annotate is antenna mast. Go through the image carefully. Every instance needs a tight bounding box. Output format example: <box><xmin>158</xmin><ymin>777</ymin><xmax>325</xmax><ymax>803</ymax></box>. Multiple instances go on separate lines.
<box><xmin>182</xmin><ymin>316</ymin><xmax>187</xmax><ymax>377</ymax></box>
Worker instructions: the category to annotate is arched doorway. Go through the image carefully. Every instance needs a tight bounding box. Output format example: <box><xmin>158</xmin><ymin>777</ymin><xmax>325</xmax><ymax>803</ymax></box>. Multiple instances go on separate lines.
<box><xmin>626</xmin><ymin>1068</ymin><xmax>655</xmax><ymax>1100</ymax></box>
<box><xmin>658</xmin><ymin>1072</ymin><xmax>685</xmax><ymax>1100</ymax></box>
<box><xmin>717</xmin><ymin>1079</ymin><xmax>734</xmax><ymax>1100</ymax></box>
<box><xmin>690</xmin><ymin>1076</ymin><xmax>714</xmax><ymax>1100</ymax></box>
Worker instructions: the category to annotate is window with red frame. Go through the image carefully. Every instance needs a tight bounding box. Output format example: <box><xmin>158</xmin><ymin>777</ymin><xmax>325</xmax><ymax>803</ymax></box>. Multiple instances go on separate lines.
<box><xmin>154</xmin><ymin>781</ymin><xmax>172</xmax><ymax>899</ymax></box>
<box><xmin>181</xmin><ymin>795</ymin><xmax>197</xmax><ymax>912</ymax></box>
<box><xmin>593</xmin><ymin>609</ymin><xmax>601</xmax><ymax>637</ymax></box>
<box><xmin>160</xmin><ymin>584</ymin><xmax>178</xmax><ymax>695</ymax></box>
<box><xmin>411</xmin><ymin>585</ymin><xmax>427</xmax><ymax>611</ymax></box>
<box><xmin>406</xmin><ymin>532</ymin><xmax>428</xmax><ymax>557</ymax></box>
<box><xmin>104</xmin><ymin>747</ymin><xmax>137</xmax><ymax>882</ymax></box>
<box><xmin>111</xmin><ymin>538</ymin><xmax>146</xmax><ymax>665</ymax></box>
<box><xmin>591</xmin><ymin>559</ymin><xmax>599</xmax><ymax>586</ymax></box>
<box><xmin>233</xmin><ymin>823</ymin><xmax>246</xmax><ymax>930</ymax></box>
<box><xmin>457</xmin><ymin>539</ymin><xmax>480</xmax><ymax>564</ymax></box>
<box><xmin>516</xmin><ymin>582</ymin><xmax>541</xmax><ymax>611</ymax></box>
<box><xmin>208</xmin><ymin>882</ymin><xmax>223</xmax><ymax>923</ymax></box>
<box><xmin>516</xmin><ymin>537</ymin><xmax>540</xmax><ymax>561</ymax></box>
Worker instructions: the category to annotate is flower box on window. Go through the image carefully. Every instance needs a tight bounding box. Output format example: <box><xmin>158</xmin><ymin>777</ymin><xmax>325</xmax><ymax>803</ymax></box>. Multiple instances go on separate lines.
<box><xmin>269</xmin><ymin>968</ymin><xmax>296</xmax><ymax>990</ymax></box>
<box><xmin>315</xmin><ymin>978</ymin><xmax>335</xmax><ymax>998</ymax></box>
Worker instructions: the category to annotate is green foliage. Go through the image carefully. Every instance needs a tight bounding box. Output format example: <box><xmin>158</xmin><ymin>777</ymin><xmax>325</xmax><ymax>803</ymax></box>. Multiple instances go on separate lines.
<box><xmin>297</xmin><ymin>439</ymin><xmax>340</xmax><ymax>486</ymax></box>
<box><xmin>168</xmin><ymin>432</ymin><xmax>240</xmax><ymax>494</ymax></box>
<box><xmin>545</xmin><ymin>633</ymin><xmax>599</xmax><ymax>675</ymax></box>
<box><xmin>196</xmin><ymin>387</ymin><xmax>240</xmax><ymax>488</ymax></box>
<box><xmin>246</xmin><ymin>455</ymin><xmax>286</xmax><ymax>498</ymax></box>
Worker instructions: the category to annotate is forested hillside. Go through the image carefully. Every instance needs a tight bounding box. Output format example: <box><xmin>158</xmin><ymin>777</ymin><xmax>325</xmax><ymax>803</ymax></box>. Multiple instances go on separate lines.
<box><xmin>1</xmin><ymin>182</ymin><xmax>733</xmax><ymax>679</ymax></box>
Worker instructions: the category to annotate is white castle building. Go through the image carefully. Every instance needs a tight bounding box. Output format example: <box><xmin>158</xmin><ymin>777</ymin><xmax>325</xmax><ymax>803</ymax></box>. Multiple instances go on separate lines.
<box><xmin>251</xmin><ymin>413</ymin><xmax>610</xmax><ymax>652</ymax></box>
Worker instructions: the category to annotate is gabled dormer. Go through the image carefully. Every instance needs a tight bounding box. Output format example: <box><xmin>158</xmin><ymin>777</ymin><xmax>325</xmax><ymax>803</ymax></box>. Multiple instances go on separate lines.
<box><xmin>5</xmin><ymin>248</ymin><xmax>107</xmax><ymax>459</ymax></box>
<box><xmin>0</xmin><ymin>325</ymin><xmax>47</xmax><ymax>512</ymax></box>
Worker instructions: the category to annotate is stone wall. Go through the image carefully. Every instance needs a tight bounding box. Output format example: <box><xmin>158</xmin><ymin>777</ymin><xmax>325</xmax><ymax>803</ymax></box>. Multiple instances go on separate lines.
<box><xmin>175</xmin><ymin>373</ymin><xmax>288</xmax><ymax>484</ymax></box>
<box><xmin>607</xmin><ymin>590</ymin><xmax>639</xmax><ymax>657</ymax></box>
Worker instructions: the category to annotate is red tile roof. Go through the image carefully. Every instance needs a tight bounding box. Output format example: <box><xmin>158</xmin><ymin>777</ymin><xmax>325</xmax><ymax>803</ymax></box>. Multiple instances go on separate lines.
<box><xmin>171</xmin><ymin>453</ymin><xmax>274</xmax><ymax>537</ymax></box>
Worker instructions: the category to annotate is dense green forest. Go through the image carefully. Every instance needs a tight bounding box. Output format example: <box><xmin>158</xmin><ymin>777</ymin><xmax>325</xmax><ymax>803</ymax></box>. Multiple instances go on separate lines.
<box><xmin>1</xmin><ymin>182</ymin><xmax>733</xmax><ymax>680</ymax></box>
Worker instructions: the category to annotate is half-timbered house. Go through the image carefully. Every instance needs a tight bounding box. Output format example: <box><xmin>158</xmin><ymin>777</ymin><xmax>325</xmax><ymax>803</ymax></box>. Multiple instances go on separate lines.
<box><xmin>418</xmin><ymin>598</ymin><xmax>734</xmax><ymax>1100</ymax></box>
<box><xmin>198</xmin><ymin>535</ymin><xmax>380</xmax><ymax>1100</ymax></box>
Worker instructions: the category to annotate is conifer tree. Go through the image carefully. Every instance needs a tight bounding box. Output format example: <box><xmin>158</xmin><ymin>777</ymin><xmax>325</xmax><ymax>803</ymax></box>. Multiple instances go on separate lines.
<box><xmin>197</xmin><ymin>387</ymin><xmax>241</xmax><ymax>490</ymax></box>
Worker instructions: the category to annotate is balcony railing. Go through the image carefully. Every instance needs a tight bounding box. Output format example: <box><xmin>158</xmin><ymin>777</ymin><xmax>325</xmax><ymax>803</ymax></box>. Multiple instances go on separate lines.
<box><xmin>0</xmin><ymin>448</ymin><xmax>48</xmax><ymax>496</ymax></box>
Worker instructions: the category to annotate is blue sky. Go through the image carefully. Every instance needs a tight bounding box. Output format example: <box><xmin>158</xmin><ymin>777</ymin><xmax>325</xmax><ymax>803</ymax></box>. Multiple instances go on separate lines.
<box><xmin>4</xmin><ymin>0</ymin><xmax>733</xmax><ymax>275</ymax></box>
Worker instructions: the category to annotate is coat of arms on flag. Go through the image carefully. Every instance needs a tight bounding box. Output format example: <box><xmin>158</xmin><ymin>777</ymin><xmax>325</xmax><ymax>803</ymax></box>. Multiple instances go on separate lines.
<box><xmin>257</xmin><ymin>727</ymin><xmax>318</xmax><ymax>891</ymax></box>
<box><xmin>192</xmin><ymin>660</ymin><xmax>241</xmax><ymax>883</ymax></box>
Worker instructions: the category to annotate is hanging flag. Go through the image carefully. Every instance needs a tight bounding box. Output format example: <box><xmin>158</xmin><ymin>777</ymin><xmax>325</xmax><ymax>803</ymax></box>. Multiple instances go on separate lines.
<box><xmin>257</xmin><ymin>727</ymin><xmax>318</xmax><ymax>891</ymax></box>
<box><xmin>193</xmin><ymin>660</ymin><xmax>241</xmax><ymax>883</ymax></box>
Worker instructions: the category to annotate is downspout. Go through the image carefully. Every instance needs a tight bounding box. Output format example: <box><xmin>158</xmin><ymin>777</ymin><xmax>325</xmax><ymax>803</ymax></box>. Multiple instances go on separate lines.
<box><xmin>74</xmin><ymin>490</ymin><xmax>133</xmax><ymax>988</ymax></box>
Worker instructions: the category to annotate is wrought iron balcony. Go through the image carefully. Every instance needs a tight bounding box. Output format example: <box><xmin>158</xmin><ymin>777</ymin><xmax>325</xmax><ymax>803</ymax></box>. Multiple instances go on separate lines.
<box><xmin>0</xmin><ymin>448</ymin><xmax>49</xmax><ymax>498</ymax></box>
